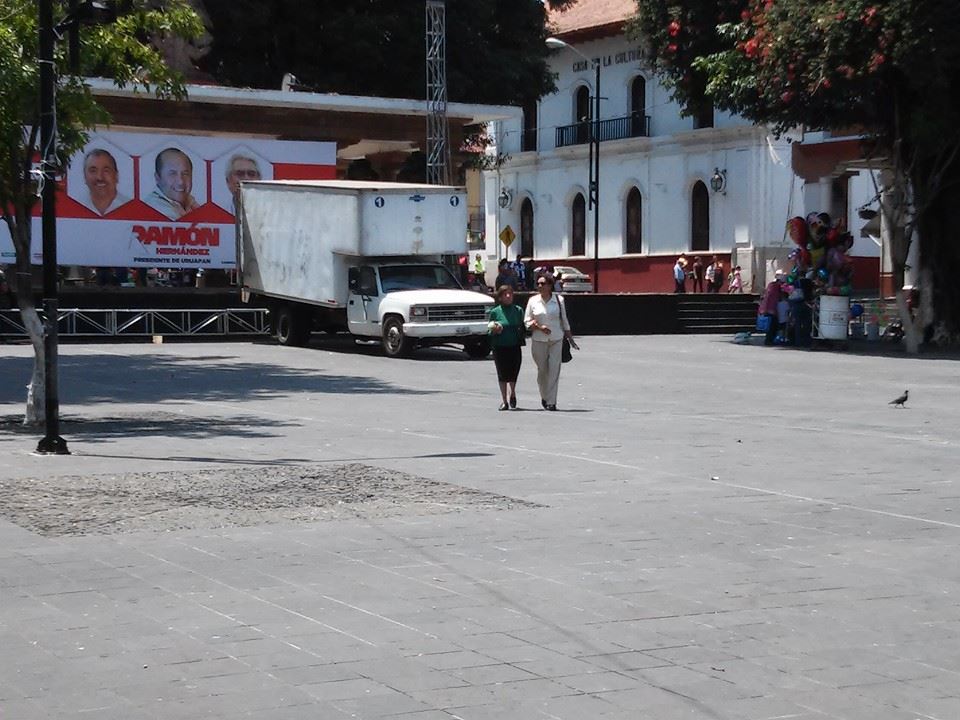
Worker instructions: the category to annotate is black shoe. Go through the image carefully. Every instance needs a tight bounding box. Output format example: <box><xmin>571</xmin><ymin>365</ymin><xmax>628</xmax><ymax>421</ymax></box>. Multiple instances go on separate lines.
<box><xmin>509</xmin><ymin>395</ymin><xmax>517</xmax><ymax>409</ymax></box>
<box><xmin>541</xmin><ymin>399</ymin><xmax>548</xmax><ymax>409</ymax></box>
<box><xmin>547</xmin><ymin>404</ymin><xmax>557</xmax><ymax>411</ymax></box>
<box><xmin>499</xmin><ymin>402</ymin><xmax>509</xmax><ymax>411</ymax></box>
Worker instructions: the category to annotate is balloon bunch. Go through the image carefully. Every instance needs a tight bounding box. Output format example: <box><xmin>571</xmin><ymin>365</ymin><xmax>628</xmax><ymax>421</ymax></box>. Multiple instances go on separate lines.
<box><xmin>784</xmin><ymin>212</ymin><xmax>855</xmax><ymax>296</ymax></box>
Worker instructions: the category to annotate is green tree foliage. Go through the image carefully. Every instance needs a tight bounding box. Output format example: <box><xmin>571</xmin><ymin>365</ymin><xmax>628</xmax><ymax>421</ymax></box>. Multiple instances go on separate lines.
<box><xmin>0</xmin><ymin>0</ymin><xmax>203</xmax><ymax>424</ymax></box>
<box><xmin>199</xmin><ymin>0</ymin><xmax>577</xmax><ymax>106</ymax></box>
<box><xmin>632</xmin><ymin>0</ymin><xmax>960</xmax><ymax>340</ymax></box>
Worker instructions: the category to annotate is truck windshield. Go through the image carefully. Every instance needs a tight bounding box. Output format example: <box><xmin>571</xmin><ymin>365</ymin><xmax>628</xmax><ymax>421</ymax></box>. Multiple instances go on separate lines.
<box><xmin>379</xmin><ymin>265</ymin><xmax>462</xmax><ymax>293</ymax></box>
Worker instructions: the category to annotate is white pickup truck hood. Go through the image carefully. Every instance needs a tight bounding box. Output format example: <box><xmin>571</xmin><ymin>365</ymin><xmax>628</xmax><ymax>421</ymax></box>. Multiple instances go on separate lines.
<box><xmin>385</xmin><ymin>289</ymin><xmax>494</xmax><ymax>306</ymax></box>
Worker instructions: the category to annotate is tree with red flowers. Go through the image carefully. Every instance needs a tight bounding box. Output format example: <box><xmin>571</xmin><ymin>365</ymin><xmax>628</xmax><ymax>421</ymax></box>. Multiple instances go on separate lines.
<box><xmin>632</xmin><ymin>0</ymin><xmax>960</xmax><ymax>348</ymax></box>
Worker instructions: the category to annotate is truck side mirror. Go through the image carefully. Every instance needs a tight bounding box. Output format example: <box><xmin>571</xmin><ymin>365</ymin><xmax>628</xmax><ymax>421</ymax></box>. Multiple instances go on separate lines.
<box><xmin>348</xmin><ymin>267</ymin><xmax>360</xmax><ymax>292</ymax></box>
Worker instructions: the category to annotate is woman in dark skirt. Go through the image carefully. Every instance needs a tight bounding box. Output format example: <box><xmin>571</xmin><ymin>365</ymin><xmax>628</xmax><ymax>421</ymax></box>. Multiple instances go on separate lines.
<box><xmin>488</xmin><ymin>285</ymin><xmax>525</xmax><ymax>410</ymax></box>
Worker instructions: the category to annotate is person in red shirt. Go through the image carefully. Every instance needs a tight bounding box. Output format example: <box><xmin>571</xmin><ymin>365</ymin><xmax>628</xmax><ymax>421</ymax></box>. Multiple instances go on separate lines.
<box><xmin>759</xmin><ymin>269</ymin><xmax>785</xmax><ymax>345</ymax></box>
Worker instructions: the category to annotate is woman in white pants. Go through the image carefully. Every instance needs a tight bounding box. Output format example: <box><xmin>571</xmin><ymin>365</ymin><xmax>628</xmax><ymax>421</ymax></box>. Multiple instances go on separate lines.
<box><xmin>524</xmin><ymin>274</ymin><xmax>578</xmax><ymax>410</ymax></box>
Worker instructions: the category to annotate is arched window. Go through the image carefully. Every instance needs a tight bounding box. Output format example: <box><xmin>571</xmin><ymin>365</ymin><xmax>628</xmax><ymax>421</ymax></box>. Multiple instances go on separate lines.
<box><xmin>522</xmin><ymin>98</ymin><xmax>538</xmax><ymax>152</ymax></box>
<box><xmin>575</xmin><ymin>85</ymin><xmax>591</xmax><ymax>144</ymax></box>
<box><xmin>630</xmin><ymin>77</ymin><xmax>647</xmax><ymax>137</ymax></box>
<box><xmin>625</xmin><ymin>188</ymin><xmax>642</xmax><ymax>253</ymax></box>
<box><xmin>520</xmin><ymin>197</ymin><xmax>535</xmax><ymax>258</ymax></box>
<box><xmin>691</xmin><ymin>181</ymin><xmax>710</xmax><ymax>252</ymax></box>
<box><xmin>571</xmin><ymin>193</ymin><xmax>586</xmax><ymax>256</ymax></box>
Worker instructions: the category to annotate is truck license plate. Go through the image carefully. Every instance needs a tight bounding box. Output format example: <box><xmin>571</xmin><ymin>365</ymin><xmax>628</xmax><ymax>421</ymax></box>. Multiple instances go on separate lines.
<box><xmin>455</xmin><ymin>326</ymin><xmax>470</xmax><ymax>335</ymax></box>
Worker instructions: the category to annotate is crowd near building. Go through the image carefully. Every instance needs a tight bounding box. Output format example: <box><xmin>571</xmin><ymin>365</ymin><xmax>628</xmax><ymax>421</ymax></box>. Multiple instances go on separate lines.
<box><xmin>482</xmin><ymin>0</ymin><xmax>882</xmax><ymax>294</ymax></box>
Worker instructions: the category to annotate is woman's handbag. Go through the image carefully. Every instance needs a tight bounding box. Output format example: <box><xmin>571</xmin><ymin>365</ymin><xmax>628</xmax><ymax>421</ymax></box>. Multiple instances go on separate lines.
<box><xmin>559</xmin><ymin>296</ymin><xmax>573</xmax><ymax>362</ymax></box>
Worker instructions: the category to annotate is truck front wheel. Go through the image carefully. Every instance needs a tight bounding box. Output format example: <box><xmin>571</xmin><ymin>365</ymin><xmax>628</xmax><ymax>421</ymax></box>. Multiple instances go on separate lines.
<box><xmin>382</xmin><ymin>316</ymin><xmax>413</xmax><ymax>358</ymax></box>
<box><xmin>464</xmin><ymin>337</ymin><xmax>491</xmax><ymax>359</ymax></box>
<box><xmin>275</xmin><ymin>304</ymin><xmax>309</xmax><ymax>346</ymax></box>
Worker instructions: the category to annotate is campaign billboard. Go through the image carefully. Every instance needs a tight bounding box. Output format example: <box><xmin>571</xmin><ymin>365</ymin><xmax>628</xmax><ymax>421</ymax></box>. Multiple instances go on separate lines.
<box><xmin>0</xmin><ymin>131</ymin><xmax>337</xmax><ymax>269</ymax></box>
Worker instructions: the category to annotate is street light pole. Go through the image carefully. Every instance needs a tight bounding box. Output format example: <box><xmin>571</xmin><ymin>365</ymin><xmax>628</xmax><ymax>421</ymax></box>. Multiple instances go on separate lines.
<box><xmin>590</xmin><ymin>60</ymin><xmax>600</xmax><ymax>294</ymax></box>
<box><xmin>36</xmin><ymin>0</ymin><xmax>69</xmax><ymax>455</ymax></box>
<box><xmin>546</xmin><ymin>37</ymin><xmax>601</xmax><ymax>293</ymax></box>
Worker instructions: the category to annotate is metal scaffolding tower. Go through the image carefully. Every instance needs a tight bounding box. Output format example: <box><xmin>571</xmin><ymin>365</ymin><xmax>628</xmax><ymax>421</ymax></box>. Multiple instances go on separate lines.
<box><xmin>425</xmin><ymin>0</ymin><xmax>451</xmax><ymax>185</ymax></box>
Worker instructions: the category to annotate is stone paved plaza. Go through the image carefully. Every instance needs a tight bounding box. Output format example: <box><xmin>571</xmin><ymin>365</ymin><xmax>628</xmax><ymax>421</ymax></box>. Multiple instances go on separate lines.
<box><xmin>1</xmin><ymin>335</ymin><xmax>959</xmax><ymax>719</ymax></box>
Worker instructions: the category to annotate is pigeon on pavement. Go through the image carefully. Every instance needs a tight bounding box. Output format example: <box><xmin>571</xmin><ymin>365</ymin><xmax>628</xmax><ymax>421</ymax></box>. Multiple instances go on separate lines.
<box><xmin>889</xmin><ymin>389</ymin><xmax>909</xmax><ymax>408</ymax></box>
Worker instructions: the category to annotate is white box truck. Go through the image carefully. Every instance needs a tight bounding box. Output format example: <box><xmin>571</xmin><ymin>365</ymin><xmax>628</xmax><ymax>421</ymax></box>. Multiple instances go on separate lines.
<box><xmin>237</xmin><ymin>180</ymin><xmax>494</xmax><ymax>358</ymax></box>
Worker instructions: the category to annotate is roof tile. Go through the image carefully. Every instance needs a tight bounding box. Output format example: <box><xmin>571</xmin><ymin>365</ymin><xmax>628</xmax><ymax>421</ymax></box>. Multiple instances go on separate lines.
<box><xmin>548</xmin><ymin>0</ymin><xmax>636</xmax><ymax>36</ymax></box>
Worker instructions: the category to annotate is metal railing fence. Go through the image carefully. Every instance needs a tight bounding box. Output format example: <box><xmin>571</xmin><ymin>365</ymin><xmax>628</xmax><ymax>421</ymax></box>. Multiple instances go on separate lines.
<box><xmin>0</xmin><ymin>308</ymin><xmax>270</xmax><ymax>338</ymax></box>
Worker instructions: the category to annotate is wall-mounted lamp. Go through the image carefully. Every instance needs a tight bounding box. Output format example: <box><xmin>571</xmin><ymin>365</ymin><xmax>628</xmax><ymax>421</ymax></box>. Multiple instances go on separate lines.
<box><xmin>710</xmin><ymin>167</ymin><xmax>727</xmax><ymax>194</ymax></box>
<box><xmin>498</xmin><ymin>188</ymin><xmax>513</xmax><ymax>209</ymax></box>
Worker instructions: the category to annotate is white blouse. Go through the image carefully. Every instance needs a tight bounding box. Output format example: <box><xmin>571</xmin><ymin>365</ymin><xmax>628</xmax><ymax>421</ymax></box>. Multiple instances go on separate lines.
<box><xmin>524</xmin><ymin>293</ymin><xmax>570</xmax><ymax>342</ymax></box>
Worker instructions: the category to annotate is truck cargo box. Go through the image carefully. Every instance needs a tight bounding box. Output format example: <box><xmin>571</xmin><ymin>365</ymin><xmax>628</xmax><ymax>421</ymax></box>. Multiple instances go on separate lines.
<box><xmin>239</xmin><ymin>181</ymin><xmax>468</xmax><ymax>308</ymax></box>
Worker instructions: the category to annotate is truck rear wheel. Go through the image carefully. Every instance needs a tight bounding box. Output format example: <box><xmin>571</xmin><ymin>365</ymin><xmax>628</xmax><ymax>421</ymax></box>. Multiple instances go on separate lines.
<box><xmin>275</xmin><ymin>304</ymin><xmax>309</xmax><ymax>347</ymax></box>
<box><xmin>382</xmin><ymin>316</ymin><xmax>413</xmax><ymax>358</ymax></box>
<box><xmin>464</xmin><ymin>338</ymin><xmax>491</xmax><ymax>359</ymax></box>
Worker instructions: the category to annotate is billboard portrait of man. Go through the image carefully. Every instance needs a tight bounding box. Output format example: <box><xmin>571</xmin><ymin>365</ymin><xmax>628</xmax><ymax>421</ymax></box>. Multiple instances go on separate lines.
<box><xmin>144</xmin><ymin>147</ymin><xmax>201</xmax><ymax>220</ymax></box>
<box><xmin>226</xmin><ymin>154</ymin><xmax>262</xmax><ymax>198</ymax></box>
<box><xmin>210</xmin><ymin>147</ymin><xmax>272</xmax><ymax>216</ymax></box>
<box><xmin>82</xmin><ymin>148</ymin><xmax>131</xmax><ymax>216</ymax></box>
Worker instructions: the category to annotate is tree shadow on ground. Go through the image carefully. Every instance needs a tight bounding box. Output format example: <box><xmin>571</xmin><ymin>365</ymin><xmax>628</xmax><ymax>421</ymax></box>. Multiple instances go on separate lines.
<box><xmin>51</xmin><ymin>450</ymin><xmax>495</xmax><ymax>466</ymax></box>
<box><xmin>721</xmin><ymin>336</ymin><xmax>960</xmax><ymax>361</ymax></box>
<box><xmin>0</xmin><ymin>411</ymin><xmax>299</xmax><ymax>443</ymax></box>
<box><xmin>0</xmin><ymin>352</ymin><xmax>437</xmax><ymax>406</ymax></box>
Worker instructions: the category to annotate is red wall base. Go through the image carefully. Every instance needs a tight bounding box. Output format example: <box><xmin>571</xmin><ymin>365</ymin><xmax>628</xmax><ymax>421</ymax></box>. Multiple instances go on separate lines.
<box><xmin>538</xmin><ymin>254</ymin><xmax>731</xmax><ymax>294</ymax></box>
<box><xmin>535</xmin><ymin>254</ymin><xmax>881</xmax><ymax>294</ymax></box>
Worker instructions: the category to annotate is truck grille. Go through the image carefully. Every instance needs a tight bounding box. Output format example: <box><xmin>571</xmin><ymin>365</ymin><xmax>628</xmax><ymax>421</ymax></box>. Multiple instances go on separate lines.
<box><xmin>426</xmin><ymin>305</ymin><xmax>488</xmax><ymax>322</ymax></box>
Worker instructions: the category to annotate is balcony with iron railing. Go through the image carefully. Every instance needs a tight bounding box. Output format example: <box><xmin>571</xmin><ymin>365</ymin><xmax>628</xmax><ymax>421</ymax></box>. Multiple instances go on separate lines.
<box><xmin>555</xmin><ymin>113</ymin><xmax>651</xmax><ymax>148</ymax></box>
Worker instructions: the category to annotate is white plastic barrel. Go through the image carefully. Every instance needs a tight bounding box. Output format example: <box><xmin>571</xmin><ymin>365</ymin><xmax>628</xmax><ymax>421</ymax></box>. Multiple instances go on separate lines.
<box><xmin>818</xmin><ymin>295</ymin><xmax>850</xmax><ymax>340</ymax></box>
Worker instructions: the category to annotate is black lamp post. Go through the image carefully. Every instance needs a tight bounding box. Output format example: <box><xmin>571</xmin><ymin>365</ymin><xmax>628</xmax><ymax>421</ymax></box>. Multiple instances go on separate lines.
<box><xmin>547</xmin><ymin>37</ymin><xmax>601</xmax><ymax>293</ymax></box>
<box><xmin>36</xmin><ymin>0</ymin><xmax>68</xmax><ymax>454</ymax></box>
<box><xmin>35</xmin><ymin>0</ymin><xmax>116</xmax><ymax>455</ymax></box>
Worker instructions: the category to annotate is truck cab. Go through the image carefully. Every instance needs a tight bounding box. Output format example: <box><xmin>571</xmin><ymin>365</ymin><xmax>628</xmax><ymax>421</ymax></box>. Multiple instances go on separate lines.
<box><xmin>347</xmin><ymin>259</ymin><xmax>493</xmax><ymax>358</ymax></box>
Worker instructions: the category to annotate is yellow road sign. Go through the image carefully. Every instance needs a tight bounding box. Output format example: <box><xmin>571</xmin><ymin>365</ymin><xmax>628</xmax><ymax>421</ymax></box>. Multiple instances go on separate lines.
<box><xmin>499</xmin><ymin>225</ymin><xmax>516</xmax><ymax>247</ymax></box>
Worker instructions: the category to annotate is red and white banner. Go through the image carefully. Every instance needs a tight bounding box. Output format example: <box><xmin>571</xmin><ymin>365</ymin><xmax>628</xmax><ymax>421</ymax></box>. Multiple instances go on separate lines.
<box><xmin>0</xmin><ymin>130</ymin><xmax>336</xmax><ymax>269</ymax></box>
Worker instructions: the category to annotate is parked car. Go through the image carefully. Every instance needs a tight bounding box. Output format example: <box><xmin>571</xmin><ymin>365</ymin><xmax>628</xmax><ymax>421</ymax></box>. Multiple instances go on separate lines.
<box><xmin>553</xmin><ymin>265</ymin><xmax>594</xmax><ymax>293</ymax></box>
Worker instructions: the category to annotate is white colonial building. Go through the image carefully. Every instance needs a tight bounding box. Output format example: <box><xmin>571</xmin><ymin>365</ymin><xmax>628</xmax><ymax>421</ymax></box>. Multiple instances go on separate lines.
<box><xmin>482</xmin><ymin>1</ymin><xmax>879</xmax><ymax>293</ymax></box>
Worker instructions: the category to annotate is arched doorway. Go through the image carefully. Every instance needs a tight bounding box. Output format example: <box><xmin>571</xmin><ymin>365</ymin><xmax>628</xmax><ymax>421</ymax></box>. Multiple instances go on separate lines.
<box><xmin>575</xmin><ymin>85</ymin><xmax>590</xmax><ymax>144</ymax></box>
<box><xmin>630</xmin><ymin>77</ymin><xmax>647</xmax><ymax>136</ymax></box>
<box><xmin>520</xmin><ymin>197</ymin><xmax>534</xmax><ymax>258</ymax></box>
<box><xmin>625</xmin><ymin>187</ymin><xmax>642</xmax><ymax>253</ymax></box>
<box><xmin>571</xmin><ymin>193</ymin><xmax>586</xmax><ymax>256</ymax></box>
<box><xmin>691</xmin><ymin>181</ymin><xmax>710</xmax><ymax>252</ymax></box>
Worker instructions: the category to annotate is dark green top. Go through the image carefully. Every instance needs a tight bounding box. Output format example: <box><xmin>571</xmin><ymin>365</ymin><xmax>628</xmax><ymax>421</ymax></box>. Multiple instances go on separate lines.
<box><xmin>487</xmin><ymin>303</ymin><xmax>525</xmax><ymax>347</ymax></box>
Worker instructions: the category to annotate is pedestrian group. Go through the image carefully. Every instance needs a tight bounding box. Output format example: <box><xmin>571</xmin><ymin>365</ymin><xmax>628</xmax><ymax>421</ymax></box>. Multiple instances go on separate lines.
<box><xmin>487</xmin><ymin>267</ymin><xmax>578</xmax><ymax>411</ymax></box>
<box><xmin>675</xmin><ymin>255</ymin><xmax>729</xmax><ymax>293</ymax></box>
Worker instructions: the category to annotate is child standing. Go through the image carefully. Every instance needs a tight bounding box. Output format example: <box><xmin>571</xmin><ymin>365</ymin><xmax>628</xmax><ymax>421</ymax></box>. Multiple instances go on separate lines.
<box><xmin>728</xmin><ymin>265</ymin><xmax>743</xmax><ymax>293</ymax></box>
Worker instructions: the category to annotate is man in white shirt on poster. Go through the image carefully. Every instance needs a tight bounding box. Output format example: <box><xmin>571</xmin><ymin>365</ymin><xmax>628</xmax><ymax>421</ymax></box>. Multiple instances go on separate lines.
<box><xmin>144</xmin><ymin>147</ymin><xmax>200</xmax><ymax>220</ymax></box>
<box><xmin>83</xmin><ymin>148</ymin><xmax>130</xmax><ymax>216</ymax></box>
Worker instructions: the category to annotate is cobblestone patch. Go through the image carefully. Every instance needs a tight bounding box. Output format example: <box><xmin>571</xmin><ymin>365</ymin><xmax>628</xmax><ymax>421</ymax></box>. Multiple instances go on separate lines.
<box><xmin>0</xmin><ymin>464</ymin><xmax>542</xmax><ymax>537</ymax></box>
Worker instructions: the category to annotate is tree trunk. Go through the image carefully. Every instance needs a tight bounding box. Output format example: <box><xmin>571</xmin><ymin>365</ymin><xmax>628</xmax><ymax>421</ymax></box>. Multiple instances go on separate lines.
<box><xmin>881</xmin><ymin>173</ymin><xmax>920</xmax><ymax>353</ymax></box>
<box><xmin>894</xmin><ymin>288</ymin><xmax>920</xmax><ymax>354</ymax></box>
<box><xmin>915</xmin><ymin>154</ymin><xmax>960</xmax><ymax>344</ymax></box>
<box><xmin>12</xmin><ymin>256</ymin><xmax>45</xmax><ymax>427</ymax></box>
